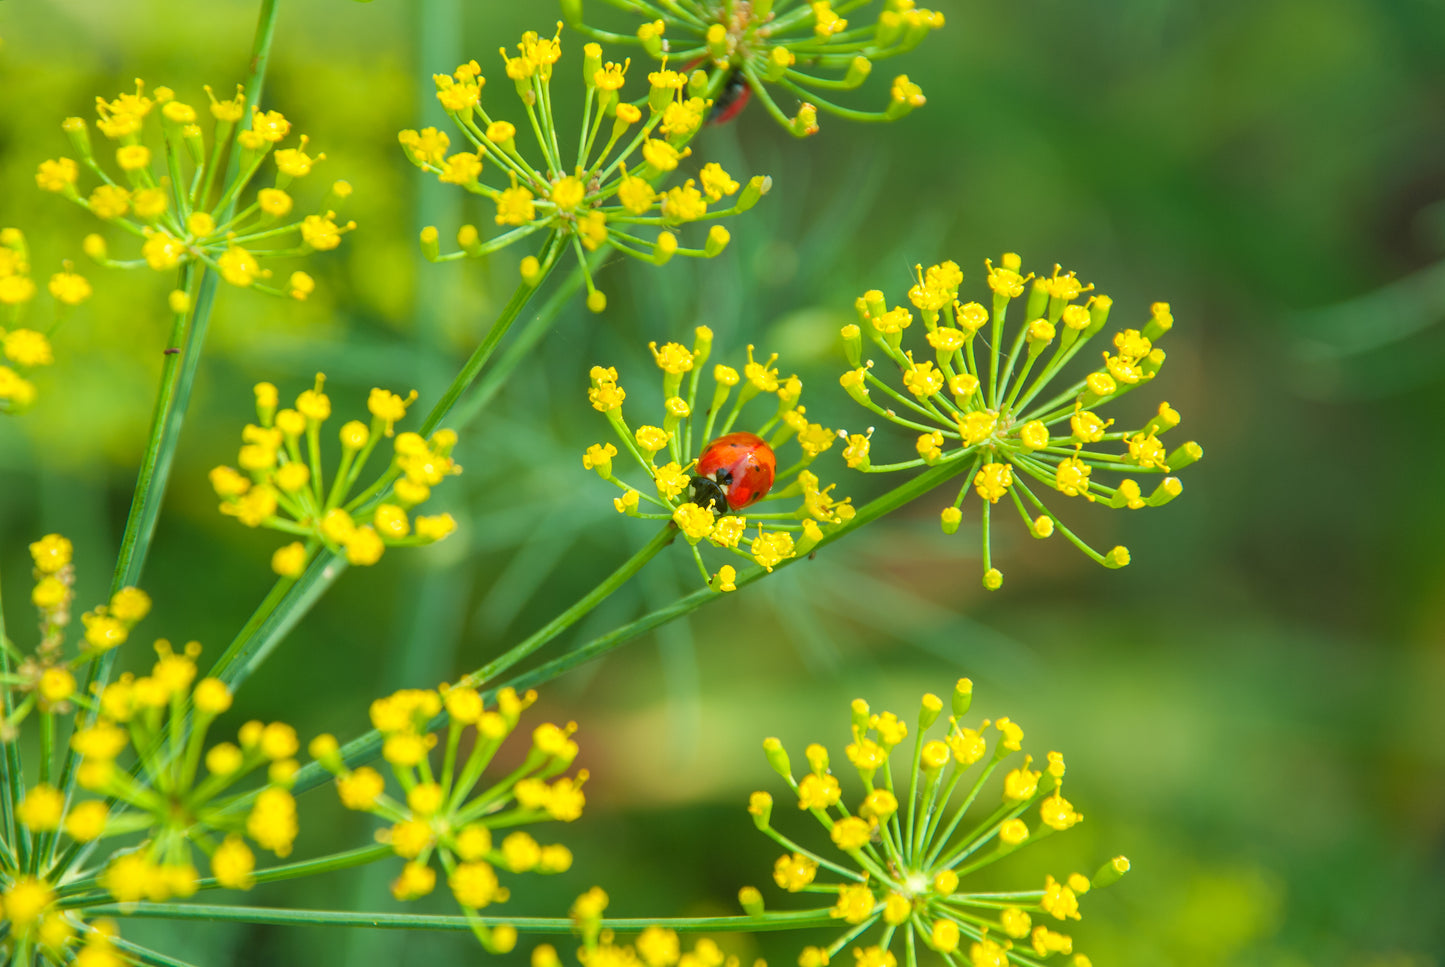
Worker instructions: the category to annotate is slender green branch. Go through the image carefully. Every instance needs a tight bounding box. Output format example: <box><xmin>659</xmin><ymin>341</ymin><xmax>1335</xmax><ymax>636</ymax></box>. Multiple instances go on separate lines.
<box><xmin>502</xmin><ymin>457</ymin><xmax>976</xmax><ymax>694</ymax></box>
<box><xmin>81</xmin><ymin>903</ymin><xmax>838</xmax><ymax>933</ymax></box>
<box><xmin>419</xmin><ymin>234</ymin><xmax>562</xmax><ymax>435</ymax></box>
<box><xmin>268</xmin><ymin>525</ymin><xmax>678</xmax><ymax>803</ymax></box>
<box><xmin>59</xmin><ymin>843</ymin><xmax>391</xmax><ymax>903</ymax></box>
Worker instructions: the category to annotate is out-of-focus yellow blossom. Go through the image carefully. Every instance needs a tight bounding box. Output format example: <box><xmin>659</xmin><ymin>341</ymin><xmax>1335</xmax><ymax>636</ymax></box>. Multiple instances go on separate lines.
<box><xmin>38</xmin><ymin>80</ymin><xmax>353</xmax><ymax>301</ymax></box>
<box><xmin>540</xmin><ymin>908</ymin><xmax>755</xmax><ymax>967</ymax></box>
<box><xmin>743</xmin><ymin>680</ymin><xmax>1128</xmax><ymax>967</ymax></box>
<box><xmin>564</xmin><ymin>0</ymin><xmax>943</xmax><ymax>136</ymax></box>
<box><xmin>841</xmin><ymin>256</ymin><xmax>1199</xmax><ymax>588</ymax></box>
<box><xmin>310</xmin><ymin>684</ymin><xmax>582</xmax><ymax>952</ymax></box>
<box><xmin>586</xmin><ymin>328</ymin><xmax>852</xmax><ymax>589</ymax></box>
<box><xmin>1</xmin><ymin>229</ymin><xmax>90</xmax><ymax>415</ymax></box>
<box><xmin>210</xmin><ymin>376</ymin><xmax>460</xmax><ymax>575</ymax></box>
<box><xmin>404</xmin><ymin>26</ymin><xmax>771</xmax><ymax>311</ymax></box>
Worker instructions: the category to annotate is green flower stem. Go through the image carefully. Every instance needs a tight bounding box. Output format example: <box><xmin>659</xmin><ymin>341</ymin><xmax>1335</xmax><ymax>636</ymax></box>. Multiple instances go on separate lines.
<box><xmin>207</xmin><ymin>564</ymin><xmax>314</xmax><ymax>686</ymax></box>
<box><xmin>267</xmin><ymin>525</ymin><xmax>678</xmax><ymax>804</ymax></box>
<box><xmin>47</xmin><ymin>0</ymin><xmax>285</xmax><ymax>876</ymax></box>
<box><xmin>57</xmin><ymin>843</ymin><xmax>391</xmax><ymax>905</ymax></box>
<box><xmin>110</xmin><ymin>936</ymin><xmax>202</xmax><ymax>967</ymax></box>
<box><xmin>0</xmin><ymin>561</ymin><xmax>23</xmax><ymax>866</ymax></box>
<box><xmin>80</xmin><ymin>904</ymin><xmax>838</xmax><ymax>933</ymax></box>
<box><xmin>471</xmin><ymin>524</ymin><xmax>677</xmax><ymax>683</ymax></box>
<box><xmin>205</xmin><ymin>239</ymin><xmax>571</xmax><ymax>693</ymax></box>
<box><xmin>418</xmin><ymin>233</ymin><xmax>562</xmax><ymax>436</ymax></box>
<box><xmin>452</xmin><ymin>251</ymin><xmax>597</xmax><ymax>427</ymax></box>
<box><xmin>500</xmin><ymin>458</ymin><xmax>975</xmax><ymax>696</ymax></box>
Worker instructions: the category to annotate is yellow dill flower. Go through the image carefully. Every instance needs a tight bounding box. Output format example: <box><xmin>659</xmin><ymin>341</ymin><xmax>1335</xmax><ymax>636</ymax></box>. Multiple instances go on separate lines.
<box><xmin>586</xmin><ymin>328</ymin><xmax>852</xmax><ymax>589</ymax></box>
<box><xmin>50</xmin><ymin>640</ymin><xmax>303</xmax><ymax>903</ymax></box>
<box><xmin>211</xmin><ymin>375</ymin><xmax>460</xmax><ymax>574</ymax></box>
<box><xmin>841</xmin><ymin>256</ymin><xmax>1200</xmax><ymax>588</ymax></box>
<box><xmin>0</xmin><ymin>230</ymin><xmax>87</xmax><ymax>415</ymax></box>
<box><xmin>41</xmin><ymin>81</ymin><xmax>352</xmax><ymax>301</ymax></box>
<box><xmin>408</xmin><ymin>29</ymin><xmax>770</xmax><ymax>311</ymax></box>
<box><xmin>744</xmin><ymin>680</ymin><xmax>1128</xmax><ymax>967</ymax></box>
<box><xmin>546</xmin><ymin>912</ymin><xmax>742</xmax><ymax>967</ymax></box>
<box><xmin>565</xmin><ymin>0</ymin><xmax>943</xmax><ymax>136</ymax></box>
<box><xmin>313</xmin><ymin>684</ymin><xmax>581</xmax><ymax>952</ymax></box>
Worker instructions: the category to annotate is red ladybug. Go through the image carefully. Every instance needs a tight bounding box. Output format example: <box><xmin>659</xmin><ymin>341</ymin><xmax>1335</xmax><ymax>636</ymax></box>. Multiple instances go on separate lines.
<box><xmin>690</xmin><ymin>431</ymin><xmax>776</xmax><ymax>513</ymax></box>
<box><xmin>683</xmin><ymin>59</ymin><xmax>754</xmax><ymax>125</ymax></box>
<box><xmin>708</xmin><ymin>70</ymin><xmax>752</xmax><ymax>125</ymax></box>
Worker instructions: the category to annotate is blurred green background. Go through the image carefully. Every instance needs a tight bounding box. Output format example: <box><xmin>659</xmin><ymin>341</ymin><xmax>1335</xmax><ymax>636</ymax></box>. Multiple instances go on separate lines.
<box><xmin>2</xmin><ymin>0</ymin><xmax>1443</xmax><ymax>964</ymax></box>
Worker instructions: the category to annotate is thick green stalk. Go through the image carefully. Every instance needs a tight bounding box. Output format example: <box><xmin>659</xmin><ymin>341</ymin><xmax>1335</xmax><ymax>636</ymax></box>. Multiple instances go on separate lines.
<box><xmin>79</xmin><ymin>904</ymin><xmax>837</xmax><ymax>933</ymax></box>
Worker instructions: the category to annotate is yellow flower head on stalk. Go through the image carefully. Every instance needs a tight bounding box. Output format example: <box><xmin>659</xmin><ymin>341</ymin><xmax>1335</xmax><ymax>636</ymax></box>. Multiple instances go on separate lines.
<box><xmin>209</xmin><ymin>375</ymin><xmax>461</xmax><ymax>575</ymax></box>
<box><xmin>58</xmin><ymin>640</ymin><xmax>301</xmax><ymax>902</ymax></box>
<box><xmin>405</xmin><ymin>24</ymin><xmax>772</xmax><ymax>311</ymax></box>
<box><xmin>38</xmin><ymin>80</ymin><xmax>353</xmax><ymax>301</ymax></box>
<box><xmin>744</xmin><ymin>681</ymin><xmax>1130</xmax><ymax>967</ymax></box>
<box><xmin>0</xmin><ymin>534</ymin><xmax>152</xmax><ymax>742</ymax></box>
<box><xmin>537</xmin><ymin>903</ymin><xmax>754</xmax><ymax>967</ymax></box>
<box><xmin>0</xmin><ymin>228</ymin><xmax>91</xmax><ymax>415</ymax></box>
<box><xmin>563</xmin><ymin>0</ymin><xmax>944</xmax><ymax>136</ymax></box>
<box><xmin>585</xmin><ymin>328</ymin><xmax>853</xmax><ymax>590</ymax></box>
<box><xmin>841</xmin><ymin>256</ymin><xmax>1200</xmax><ymax>589</ymax></box>
<box><xmin>310</xmin><ymin>684</ymin><xmax>584</xmax><ymax>952</ymax></box>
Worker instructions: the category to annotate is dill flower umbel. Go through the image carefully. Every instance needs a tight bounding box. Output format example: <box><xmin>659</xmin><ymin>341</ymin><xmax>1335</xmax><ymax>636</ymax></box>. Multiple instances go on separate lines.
<box><xmin>746</xmin><ymin>680</ymin><xmax>1129</xmax><ymax>967</ymax></box>
<box><xmin>62</xmin><ymin>641</ymin><xmax>302</xmax><ymax>901</ymax></box>
<box><xmin>209</xmin><ymin>376</ymin><xmax>462</xmax><ymax>576</ymax></box>
<box><xmin>0</xmin><ymin>228</ymin><xmax>91</xmax><ymax>414</ymax></box>
<box><xmin>0</xmin><ymin>533</ymin><xmax>150</xmax><ymax>739</ymax></box>
<box><xmin>311</xmin><ymin>684</ymin><xmax>584</xmax><ymax>952</ymax></box>
<box><xmin>403</xmin><ymin>24</ymin><xmax>770</xmax><ymax>311</ymax></box>
<box><xmin>839</xmin><ymin>254</ymin><xmax>1202</xmax><ymax>589</ymax></box>
<box><xmin>564</xmin><ymin>0</ymin><xmax>943</xmax><ymax>135</ymax></box>
<box><xmin>536</xmin><ymin>888</ymin><xmax>762</xmax><ymax>967</ymax></box>
<box><xmin>586</xmin><ymin>326</ymin><xmax>853</xmax><ymax>590</ymax></box>
<box><xmin>38</xmin><ymin>79</ymin><xmax>351</xmax><ymax>300</ymax></box>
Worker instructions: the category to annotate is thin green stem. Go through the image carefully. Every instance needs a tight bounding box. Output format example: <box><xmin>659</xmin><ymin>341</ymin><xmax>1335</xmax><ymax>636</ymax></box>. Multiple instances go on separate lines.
<box><xmin>80</xmin><ymin>904</ymin><xmax>838</xmax><ymax>933</ymax></box>
<box><xmin>419</xmin><ymin>235</ymin><xmax>562</xmax><ymax>435</ymax></box>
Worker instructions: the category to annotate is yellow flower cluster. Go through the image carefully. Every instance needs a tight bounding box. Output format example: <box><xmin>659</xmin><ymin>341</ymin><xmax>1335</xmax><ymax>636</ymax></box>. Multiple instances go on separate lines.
<box><xmin>403</xmin><ymin>25</ymin><xmax>770</xmax><ymax>311</ymax></box>
<box><xmin>37</xmin><ymin>79</ymin><xmax>352</xmax><ymax>301</ymax></box>
<box><xmin>585</xmin><ymin>327</ymin><xmax>853</xmax><ymax>590</ymax></box>
<box><xmin>57</xmin><ymin>641</ymin><xmax>300</xmax><ymax>902</ymax></box>
<box><xmin>746</xmin><ymin>681</ymin><xmax>1129</xmax><ymax>967</ymax></box>
<box><xmin>564</xmin><ymin>0</ymin><xmax>943</xmax><ymax>135</ymax></box>
<box><xmin>311</xmin><ymin>684</ymin><xmax>584</xmax><ymax>952</ymax></box>
<box><xmin>209</xmin><ymin>376</ymin><xmax>461</xmax><ymax>577</ymax></box>
<box><xmin>840</xmin><ymin>254</ymin><xmax>1202</xmax><ymax>589</ymax></box>
<box><xmin>0</xmin><ymin>534</ymin><xmax>149</xmax><ymax>741</ymax></box>
<box><xmin>545</xmin><ymin>888</ymin><xmax>762</xmax><ymax>967</ymax></box>
<box><xmin>0</xmin><ymin>228</ymin><xmax>91</xmax><ymax>414</ymax></box>
<box><xmin>0</xmin><ymin>874</ymin><xmax>125</xmax><ymax>967</ymax></box>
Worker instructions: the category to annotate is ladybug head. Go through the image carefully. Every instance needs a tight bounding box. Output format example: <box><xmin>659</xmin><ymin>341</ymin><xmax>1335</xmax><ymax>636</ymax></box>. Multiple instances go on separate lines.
<box><xmin>688</xmin><ymin>474</ymin><xmax>730</xmax><ymax>515</ymax></box>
